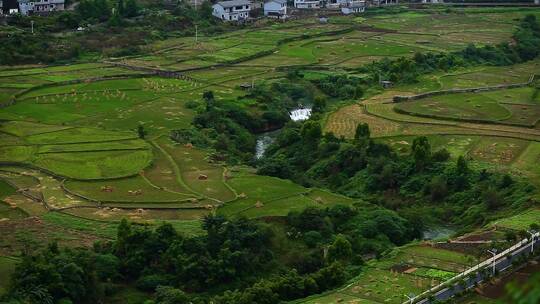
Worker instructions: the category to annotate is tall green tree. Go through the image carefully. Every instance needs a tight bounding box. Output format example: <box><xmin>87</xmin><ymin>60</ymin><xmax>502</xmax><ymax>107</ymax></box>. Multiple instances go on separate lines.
<box><xmin>124</xmin><ymin>0</ymin><xmax>139</xmax><ymax>17</ymax></box>
<box><xmin>327</xmin><ymin>234</ymin><xmax>352</xmax><ymax>262</ymax></box>
<box><xmin>354</xmin><ymin>123</ymin><xmax>370</xmax><ymax>141</ymax></box>
<box><xmin>411</xmin><ymin>136</ymin><xmax>431</xmax><ymax>171</ymax></box>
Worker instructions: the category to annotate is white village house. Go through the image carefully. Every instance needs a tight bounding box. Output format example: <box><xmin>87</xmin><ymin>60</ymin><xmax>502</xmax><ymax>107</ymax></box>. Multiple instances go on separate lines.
<box><xmin>263</xmin><ymin>0</ymin><xmax>287</xmax><ymax>18</ymax></box>
<box><xmin>371</xmin><ymin>0</ymin><xmax>398</xmax><ymax>6</ymax></box>
<box><xmin>212</xmin><ymin>0</ymin><xmax>252</xmax><ymax>22</ymax></box>
<box><xmin>294</xmin><ymin>0</ymin><xmax>320</xmax><ymax>9</ymax></box>
<box><xmin>18</xmin><ymin>0</ymin><xmax>65</xmax><ymax>15</ymax></box>
<box><xmin>341</xmin><ymin>0</ymin><xmax>365</xmax><ymax>14</ymax></box>
<box><xmin>326</xmin><ymin>0</ymin><xmax>348</xmax><ymax>9</ymax></box>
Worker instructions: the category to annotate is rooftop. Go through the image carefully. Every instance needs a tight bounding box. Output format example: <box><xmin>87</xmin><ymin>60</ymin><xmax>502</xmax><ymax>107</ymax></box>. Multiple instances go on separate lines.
<box><xmin>267</xmin><ymin>0</ymin><xmax>287</xmax><ymax>3</ymax></box>
<box><xmin>348</xmin><ymin>1</ymin><xmax>365</xmax><ymax>7</ymax></box>
<box><xmin>216</xmin><ymin>0</ymin><xmax>251</xmax><ymax>8</ymax></box>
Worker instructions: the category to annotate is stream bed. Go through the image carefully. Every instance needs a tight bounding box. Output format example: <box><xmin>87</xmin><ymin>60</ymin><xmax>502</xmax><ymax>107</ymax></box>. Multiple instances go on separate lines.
<box><xmin>255</xmin><ymin>107</ymin><xmax>312</xmax><ymax>159</ymax></box>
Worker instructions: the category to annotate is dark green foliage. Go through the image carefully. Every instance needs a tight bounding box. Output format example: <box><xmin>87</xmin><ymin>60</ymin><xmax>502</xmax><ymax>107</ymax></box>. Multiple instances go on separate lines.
<box><xmin>313</xmin><ymin>75</ymin><xmax>364</xmax><ymax>99</ymax></box>
<box><xmin>5</xmin><ymin>215</ymin><xmax>358</xmax><ymax>304</ymax></box>
<box><xmin>136</xmin><ymin>274</ymin><xmax>175</xmax><ymax>292</ymax></box>
<box><xmin>312</xmin><ymin>96</ymin><xmax>327</xmax><ymax>113</ymax></box>
<box><xmin>505</xmin><ymin>273</ymin><xmax>540</xmax><ymax>304</ymax></box>
<box><xmin>77</xmin><ymin>0</ymin><xmax>111</xmax><ymax>22</ymax></box>
<box><xmin>354</xmin><ymin>123</ymin><xmax>370</xmax><ymax>141</ymax></box>
<box><xmin>0</xmin><ymin>32</ymin><xmax>81</xmax><ymax>65</ymax></box>
<box><xmin>212</xmin><ymin>263</ymin><xmax>348</xmax><ymax>304</ymax></box>
<box><xmin>411</xmin><ymin>136</ymin><xmax>431</xmax><ymax>172</ymax></box>
<box><xmin>260</xmin><ymin>119</ymin><xmax>534</xmax><ymax>229</ymax></box>
<box><xmin>137</xmin><ymin>124</ymin><xmax>146</xmax><ymax>139</ymax></box>
<box><xmin>327</xmin><ymin>234</ymin><xmax>353</xmax><ymax>262</ymax></box>
<box><xmin>287</xmin><ymin>205</ymin><xmax>417</xmax><ymax>256</ymax></box>
<box><xmin>154</xmin><ymin>286</ymin><xmax>190</xmax><ymax>304</ymax></box>
<box><xmin>8</xmin><ymin>246</ymin><xmax>102</xmax><ymax>304</ymax></box>
<box><xmin>432</xmin><ymin>149</ymin><xmax>450</xmax><ymax>162</ymax></box>
<box><xmin>0</xmin><ymin>0</ymin><xmax>219</xmax><ymax>65</ymax></box>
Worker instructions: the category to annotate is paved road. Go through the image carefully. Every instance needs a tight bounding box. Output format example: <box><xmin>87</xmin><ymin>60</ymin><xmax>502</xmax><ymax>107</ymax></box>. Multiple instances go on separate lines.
<box><xmin>407</xmin><ymin>233</ymin><xmax>540</xmax><ymax>304</ymax></box>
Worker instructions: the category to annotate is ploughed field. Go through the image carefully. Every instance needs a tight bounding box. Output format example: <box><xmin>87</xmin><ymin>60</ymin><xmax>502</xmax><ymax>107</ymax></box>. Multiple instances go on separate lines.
<box><xmin>1</xmin><ymin>7</ymin><xmax>540</xmax><ymax>303</ymax></box>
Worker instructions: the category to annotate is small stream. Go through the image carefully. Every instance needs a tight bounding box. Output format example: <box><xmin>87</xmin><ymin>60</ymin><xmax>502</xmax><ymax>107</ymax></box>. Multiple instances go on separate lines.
<box><xmin>255</xmin><ymin>107</ymin><xmax>312</xmax><ymax>160</ymax></box>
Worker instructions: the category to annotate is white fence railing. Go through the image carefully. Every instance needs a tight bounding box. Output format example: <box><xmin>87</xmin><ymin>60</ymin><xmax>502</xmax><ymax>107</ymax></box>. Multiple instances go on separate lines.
<box><xmin>404</xmin><ymin>232</ymin><xmax>539</xmax><ymax>304</ymax></box>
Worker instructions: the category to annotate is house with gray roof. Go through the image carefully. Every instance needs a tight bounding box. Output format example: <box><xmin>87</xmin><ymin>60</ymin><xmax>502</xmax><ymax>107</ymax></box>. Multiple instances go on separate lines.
<box><xmin>18</xmin><ymin>0</ymin><xmax>65</xmax><ymax>15</ymax></box>
<box><xmin>212</xmin><ymin>0</ymin><xmax>252</xmax><ymax>21</ymax></box>
<box><xmin>264</xmin><ymin>0</ymin><xmax>287</xmax><ymax>18</ymax></box>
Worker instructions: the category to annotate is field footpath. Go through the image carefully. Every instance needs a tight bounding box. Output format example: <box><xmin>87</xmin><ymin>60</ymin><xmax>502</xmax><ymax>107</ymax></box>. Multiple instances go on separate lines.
<box><xmin>150</xmin><ymin>138</ymin><xmax>228</xmax><ymax>206</ymax></box>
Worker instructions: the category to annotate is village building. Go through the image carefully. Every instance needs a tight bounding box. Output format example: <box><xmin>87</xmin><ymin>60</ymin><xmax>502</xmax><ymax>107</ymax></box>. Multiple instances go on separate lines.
<box><xmin>18</xmin><ymin>0</ymin><xmax>65</xmax><ymax>15</ymax></box>
<box><xmin>264</xmin><ymin>0</ymin><xmax>287</xmax><ymax>18</ymax></box>
<box><xmin>326</xmin><ymin>0</ymin><xmax>348</xmax><ymax>9</ymax></box>
<box><xmin>294</xmin><ymin>0</ymin><xmax>320</xmax><ymax>9</ymax></box>
<box><xmin>2</xmin><ymin>0</ymin><xmax>19</xmax><ymax>14</ymax></box>
<box><xmin>341</xmin><ymin>0</ymin><xmax>365</xmax><ymax>14</ymax></box>
<box><xmin>212</xmin><ymin>0</ymin><xmax>252</xmax><ymax>21</ymax></box>
<box><xmin>371</xmin><ymin>0</ymin><xmax>398</xmax><ymax>5</ymax></box>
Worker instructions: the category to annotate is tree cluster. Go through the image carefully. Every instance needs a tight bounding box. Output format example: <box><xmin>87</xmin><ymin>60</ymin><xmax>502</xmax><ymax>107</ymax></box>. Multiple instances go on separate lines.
<box><xmin>258</xmin><ymin>121</ymin><xmax>535</xmax><ymax>228</ymax></box>
<box><xmin>3</xmin><ymin>212</ymin><xmax>367</xmax><ymax>304</ymax></box>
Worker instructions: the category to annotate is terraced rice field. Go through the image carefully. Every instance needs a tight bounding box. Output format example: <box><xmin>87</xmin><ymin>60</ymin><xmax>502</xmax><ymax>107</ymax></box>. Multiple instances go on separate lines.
<box><xmin>1</xmin><ymin>13</ymin><xmax>539</xmax><ymax>302</ymax></box>
<box><xmin>394</xmin><ymin>88</ymin><xmax>540</xmax><ymax>127</ymax></box>
<box><xmin>0</xmin><ymin>121</ymin><xmax>152</xmax><ymax>180</ymax></box>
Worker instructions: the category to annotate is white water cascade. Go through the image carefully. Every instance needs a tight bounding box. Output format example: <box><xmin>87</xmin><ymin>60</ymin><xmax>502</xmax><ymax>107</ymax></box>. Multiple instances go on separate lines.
<box><xmin>289</xmin><ymin>108</ymin><xmax>312</xmax><ymax>121</ymax></box>
<box><xmin>255</xmin><ymin>107</ymin><xmax>313</xmax><ymax>159</ymax></box>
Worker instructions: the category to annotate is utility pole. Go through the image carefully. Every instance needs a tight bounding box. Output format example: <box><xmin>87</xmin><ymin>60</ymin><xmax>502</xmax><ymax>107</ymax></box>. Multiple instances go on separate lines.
<box><xmin>528</xmin><ymin>230</ymin><xmax>537</xmax><ymax>254</ymax></box>
<box><xmin>31</xmin><ymin>20</ymin><xmax>34</xmax><ymax>34</ymax></box>
<box><xmin>195</xmin><ymin>24</ymin><xmax>198</xmax><ymax>44</ymax></box>
<box><xmin>487</xmin><ymin>249</ymin><xmax>497</xmax><ymax>276</ymax></box>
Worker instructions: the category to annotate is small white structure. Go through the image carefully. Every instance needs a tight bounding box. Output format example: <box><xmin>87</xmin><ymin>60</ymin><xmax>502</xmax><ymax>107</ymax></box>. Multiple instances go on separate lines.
<box><xmin>341</xmin><ymin>0</ymin><xmax>365</xmax><ymax>14</ymax></box>
<box><xmin>212</xmin><ymin>0</ymin><xmax>252</xmax><ymax>22</ymax></box>
<box><xmin>294</xmin><ymin>0</ymin><xmax>320</xmax><ymax>9</ymax></box>
<box><xmin>18</xmin><ymin>0</ymin><xmax>65</xmax><ymax>15</ymax></box>
<box><xmin>422</xmin><ymin>0</ymin><xmax>442</xmax><ymax>3</ymax></box>
<box><xmin>264</xmin><ymin>0</ymin><xmax>287</xmax><ymax>18</ymax></box>
<box><xmin>372</xmin><ymin>0</ymin><xmax>398</xmax><ymax>5</ymax></box>
<box><xmin>327</xmin><ymin>0</ymin><xmax>348</xmax><ymax>9</ymax></box>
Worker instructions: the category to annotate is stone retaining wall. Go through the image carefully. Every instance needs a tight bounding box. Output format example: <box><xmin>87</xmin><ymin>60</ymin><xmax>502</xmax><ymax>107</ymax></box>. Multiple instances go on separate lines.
<box><xmin>393</xmin><ymin>74</ymin><xmax>538</xmax><ymax>103</ymax></box>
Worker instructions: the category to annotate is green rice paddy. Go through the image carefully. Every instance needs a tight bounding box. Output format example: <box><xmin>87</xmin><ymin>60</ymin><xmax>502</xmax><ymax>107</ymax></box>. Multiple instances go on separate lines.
<box><xmin>1</xmin><ymin>10</ymin><xmax>540</xmax><ymax>303</ymax></box>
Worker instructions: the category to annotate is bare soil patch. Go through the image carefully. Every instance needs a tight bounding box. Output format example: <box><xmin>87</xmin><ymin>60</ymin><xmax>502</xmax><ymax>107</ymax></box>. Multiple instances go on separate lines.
<box><xmin>433</xmin><ymin>242</ymin><xmax>486</xmax><ymax>256</ymax></box>
<box><xmin>390</xmin><ymin>263</ymin><xmax>414</xmax><ymax>273</ymax></box>
<box><xmin>458</xmin><ymin>230</ymin><xmax>503</xmax><ymax>242</ymax></box>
